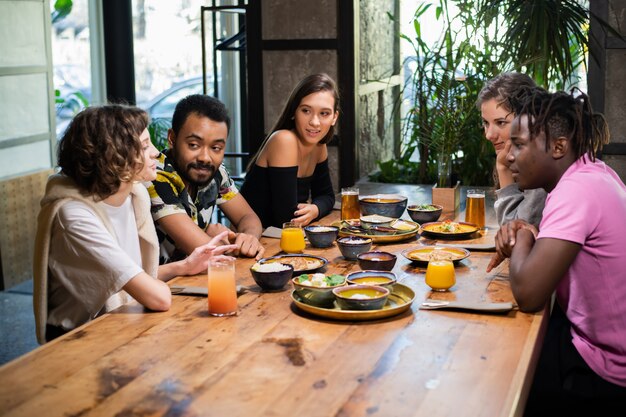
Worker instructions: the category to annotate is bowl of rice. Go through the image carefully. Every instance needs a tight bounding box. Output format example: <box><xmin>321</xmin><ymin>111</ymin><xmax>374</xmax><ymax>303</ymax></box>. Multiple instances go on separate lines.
<box><xmin>250</xmin><ymin>262</ymin><xmax>294</xmax><ymax>291</ymax></box>
<box><xmin>337</xmin><ymin>236</ymin><xmax>373</xmax><ymax>260</ymax></box>
<box><xmin>303</xmin><ymin>225</ymin><xmax>339</xmax><ymax>248</ymax></box>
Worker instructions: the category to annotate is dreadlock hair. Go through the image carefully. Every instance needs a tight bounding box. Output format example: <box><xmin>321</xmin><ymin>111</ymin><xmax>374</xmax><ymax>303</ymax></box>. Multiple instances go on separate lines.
<box><xmin>508</xmin><ymin>87</ymin><xmax>610</xmax><ymax>162</ymax></box>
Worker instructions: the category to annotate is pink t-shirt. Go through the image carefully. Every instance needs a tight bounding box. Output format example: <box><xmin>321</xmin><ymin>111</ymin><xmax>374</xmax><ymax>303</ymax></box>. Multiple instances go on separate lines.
<box><xmin>537</xmin><ymin>155</ymin><xmax>626</xmax><ymax>387</ymax></box>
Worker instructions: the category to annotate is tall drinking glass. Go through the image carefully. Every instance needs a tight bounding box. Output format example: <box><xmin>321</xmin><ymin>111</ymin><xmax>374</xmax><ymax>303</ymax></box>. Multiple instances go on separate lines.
<box><xmin>280</xmin><ymin>222</ymin><xmax>306</xmax><ymax>253</ymax></box>
<box><xmin>341</xmin><ymin>187</ymin><xmax>360</xmax><ymax>220</ymax></box>
<box><xmin>465</xmin><ymin>189</ymin><xmax>485</xmax><ymax>228</ymax></box>
<box><xmin>207</xmin><ymin>257</ymin><xmax>237</xmax><ymax>316</ymax></box>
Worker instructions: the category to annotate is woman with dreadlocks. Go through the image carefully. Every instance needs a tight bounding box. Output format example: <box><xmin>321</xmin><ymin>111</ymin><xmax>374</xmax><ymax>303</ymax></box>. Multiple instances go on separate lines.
<box><xmin>490</xmin><ymin>87</ymin><xmax>626</xmax><ymax>415</ymax></box>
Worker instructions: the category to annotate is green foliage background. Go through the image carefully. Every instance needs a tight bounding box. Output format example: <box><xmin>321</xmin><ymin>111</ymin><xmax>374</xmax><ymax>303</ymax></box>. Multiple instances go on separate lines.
<box><xmin>371</xmin><ymin>0</ymin><xmax>594</xmax><ymax>186</ymax></box>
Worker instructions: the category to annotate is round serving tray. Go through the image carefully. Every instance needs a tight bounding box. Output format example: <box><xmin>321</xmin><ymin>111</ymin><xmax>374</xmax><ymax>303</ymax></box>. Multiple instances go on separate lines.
<box><xmin>332</xmin><ymin>220</ymin><xmax>420</xmax><ymax>243</ymax></box>
<box><xmin>291</xmin><ymin>283</ymin><xmax>415</xmax><ymax>321</ymax></box>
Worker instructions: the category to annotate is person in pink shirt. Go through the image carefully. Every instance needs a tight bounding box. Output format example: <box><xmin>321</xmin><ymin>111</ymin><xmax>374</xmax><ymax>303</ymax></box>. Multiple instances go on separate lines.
<box><xmin>492</xmin><ymin>88</ymin><xmax>626</xmax><ymax>415</ymax></box>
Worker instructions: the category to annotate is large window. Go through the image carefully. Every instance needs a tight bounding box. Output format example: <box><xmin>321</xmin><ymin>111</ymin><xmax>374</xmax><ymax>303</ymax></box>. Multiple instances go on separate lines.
<box><xmin>50</xmin><ymin>0</ymin><xmax>92</xmax><ymax>138</ymax></box>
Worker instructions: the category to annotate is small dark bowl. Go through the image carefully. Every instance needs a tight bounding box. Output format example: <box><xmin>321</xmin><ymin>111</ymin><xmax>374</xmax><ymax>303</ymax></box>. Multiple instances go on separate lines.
<box><xmin>359</xmin><ymin>194</ymin><xmax>408</xmax><ymax>219</ymax></box>
<box><xmin>337</xmin><ymin>236</ymin><xmax>373</xmax><ymax>260</ymax></box>
<box><xmin>332</xmin><ymin>284</ymin><xmax>390</xmax><ymax>310</ymax></box>
<box><xmin>250</xmin><ymin>263</ymin><xmax>294</xmax><ymax>291</ymax></box>
<box><xmin>407</xmin><ymin>204</ymin><xmax>443</xmax><ymax>224</ymax></box>
<box><xmin>357</xmin><ymin>251</ymin><xmax>397</xmax><ymax>271</ymax></box>
<box><xmin>304</xmin><ymin>225</ymin><xmax>339</xmax><ymax>248</ymax></box>
<box><xmin>346</xmin><ymin>270</ymin><xmax>397</xmax><ymax>289</ymax></box>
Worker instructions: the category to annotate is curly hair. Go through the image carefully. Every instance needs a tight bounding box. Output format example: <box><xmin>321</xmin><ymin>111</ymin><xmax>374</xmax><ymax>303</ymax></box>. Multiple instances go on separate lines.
<box><xmin>476</xmin><ymin>72</ymin><xmax>536</xmax><ymax>111</ymax></box>
<box><xmin>57</xmin><ymin>104</ymin><xmax>149</xmax><ymax>200</ymax></box>
<box><xmin>508</xmin><ymin>87</ymin><xmax>610</xmax><ymax>161</ymax></box>
<box><xmin>247</xmin><ymin>73</ymin><xmax>340</xmax><ymax>171</ymax></box>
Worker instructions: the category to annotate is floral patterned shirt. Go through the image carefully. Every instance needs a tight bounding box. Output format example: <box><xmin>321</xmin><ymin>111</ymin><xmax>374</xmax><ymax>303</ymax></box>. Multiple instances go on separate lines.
<box><xmin>146</xmin><ymin>150</ymin><xmax>238</xmax><ymax>263</ymax></box>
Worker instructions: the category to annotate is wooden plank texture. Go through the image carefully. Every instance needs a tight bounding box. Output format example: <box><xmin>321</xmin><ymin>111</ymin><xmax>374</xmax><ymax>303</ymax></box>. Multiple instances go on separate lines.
<box><xmin>0</xmin><ymin>184</ymin><xmax>545</xmax><ymax>417</ymax></box>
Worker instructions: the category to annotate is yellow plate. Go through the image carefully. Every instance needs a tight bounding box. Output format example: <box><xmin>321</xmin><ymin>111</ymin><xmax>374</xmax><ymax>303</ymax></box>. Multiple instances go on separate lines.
<box><xmin>401</xmin><ymin>246</ymin><xmax>470</xmax><ymax>264</ymax></box>
<box><xmin>332</xmin><ymin>220</ymin><xmax>420</xmax><ymax>243</ymax></box>
<box><xmin>420</xmin><ymin>221</ymin><xmax>479</xmax><ymax>239</ymax></box>
<box><xmin>291</xmin><ymin>283</ymin><xmax>415</xmax><ymax>321</ymax></box>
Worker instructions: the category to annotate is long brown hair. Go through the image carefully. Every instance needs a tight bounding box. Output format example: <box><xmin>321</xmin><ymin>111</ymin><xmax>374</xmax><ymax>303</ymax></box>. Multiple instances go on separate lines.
<box><xmin>247</xmin><ymin>73</ymin><xmax>340</xmax><ymax>171</ymax></box>
<box><xmin>57</xmin><ymin>104</ymin><xmax>148</xmax><ymax>200</ymax></box>
<box><xmin>477</xmin><ymin>72</ymin><xmax>537</xmax><ymax>187</ymax></box>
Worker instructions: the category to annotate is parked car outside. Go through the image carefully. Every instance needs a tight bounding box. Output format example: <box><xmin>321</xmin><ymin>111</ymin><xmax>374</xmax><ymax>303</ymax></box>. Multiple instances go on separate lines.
<box><xmin>140</xmin><ymin>76</ymin><xmax>208</xmax><ymax>121</ymax></box>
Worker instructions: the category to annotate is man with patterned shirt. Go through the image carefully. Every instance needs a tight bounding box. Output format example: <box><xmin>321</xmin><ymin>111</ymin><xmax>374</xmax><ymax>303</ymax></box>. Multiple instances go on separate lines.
<box><xmin>147</xmin><ymin>94</ymin><xmax>264</xmax><ymax>263</ymax></box>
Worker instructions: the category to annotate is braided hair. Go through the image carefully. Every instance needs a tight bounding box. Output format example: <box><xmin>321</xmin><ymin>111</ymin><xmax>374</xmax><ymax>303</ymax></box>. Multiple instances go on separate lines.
<box><xmin>508</xmin><ymin>87</ymin><xmax>610</xmax><ymax>161</ymax></box>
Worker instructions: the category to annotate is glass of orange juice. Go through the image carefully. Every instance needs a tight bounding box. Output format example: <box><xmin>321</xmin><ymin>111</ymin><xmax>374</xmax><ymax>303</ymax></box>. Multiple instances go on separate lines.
<box><xmin>207</xmin><ymin>256</ymin><xmax>238</xmax><ymax>316</ymax></box>
<box><xmin>425</xmin><ymin>260</ymin><xmax>456</xmax><ymax>292</ymax></box>
<box><xmin>280</xmin><ymin>222</ymin><xmax>306</xmax><ymax>253</ymax></box>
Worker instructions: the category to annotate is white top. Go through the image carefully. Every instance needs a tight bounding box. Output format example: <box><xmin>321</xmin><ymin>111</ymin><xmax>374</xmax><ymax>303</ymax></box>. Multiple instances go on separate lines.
<box><xmin>47</xmin><ymin>197</ymin><xmax>143</xmax><ymax>330</ymax></box>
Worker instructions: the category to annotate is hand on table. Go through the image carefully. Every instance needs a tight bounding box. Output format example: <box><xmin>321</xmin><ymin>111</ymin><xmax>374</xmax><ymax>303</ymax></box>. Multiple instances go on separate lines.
<box><xmin>229</xmin><ymin>232</ymin><xmax>265</xmax><ymax>260</ymax></box>
<box><xmin>184</xmin><ymin>231</ymin><xmax>238</xmax><ymax>275</ymax></box>
<box><xmin>206</xmin><ymin>223</ymin><xmax>265</xmax><ymax>260</ymax></box>
<box><xmin>487</xmin><ymin>220</ymin><xmax>538</xmax><ymax>272</ymax></box>
<box><xmin>292</xmin><ymin>203</ymin><xmax>319</xmax><ymax>226</ymax></box>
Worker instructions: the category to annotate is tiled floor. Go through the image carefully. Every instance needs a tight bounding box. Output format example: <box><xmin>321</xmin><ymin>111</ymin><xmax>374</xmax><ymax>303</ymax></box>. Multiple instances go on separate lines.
<box><xmin>0</xmin><ymin>280</ymin><xmax>39</xmax><ymax>366</ymax></box>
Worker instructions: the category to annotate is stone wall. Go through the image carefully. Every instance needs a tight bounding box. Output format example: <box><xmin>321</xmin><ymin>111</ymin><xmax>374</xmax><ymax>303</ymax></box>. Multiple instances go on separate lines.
<box><xmin>259</xmin><ymin>0</ymin><xmax>400</xmax><ymax>188</ymax></box>
<box><xmin>602</xmin><ymin>1</ymin><xmax>626</xmax><ymax>180</ymax></box>
<box><xmin>357</xmin><ymin>0</ymin><xmax>399</xmax><ymax>180</ymax></box>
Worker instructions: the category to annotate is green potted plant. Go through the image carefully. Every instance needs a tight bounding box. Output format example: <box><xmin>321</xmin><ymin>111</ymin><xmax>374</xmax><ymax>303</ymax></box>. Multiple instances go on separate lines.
<box><xmin>401</xmin><ymin>1</ymin><xmax>484</xmax><ymax>214</ymax></box>
<box><xmin>375</xmin><ymin>0</ymin><xmax>611</xmax><ymax>198</ymax></box>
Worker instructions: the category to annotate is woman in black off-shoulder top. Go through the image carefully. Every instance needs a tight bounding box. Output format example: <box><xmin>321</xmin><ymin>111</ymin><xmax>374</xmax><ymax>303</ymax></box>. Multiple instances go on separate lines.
<box><xmin>240</xmin><ymin>73</ymin><xmax>338</xmax><ymax>228</ymax></box>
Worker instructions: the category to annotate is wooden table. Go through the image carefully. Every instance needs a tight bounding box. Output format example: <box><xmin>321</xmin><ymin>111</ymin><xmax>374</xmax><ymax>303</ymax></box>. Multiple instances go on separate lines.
<box><xmin>0</xmin><ymin>184</ymin><xmax>547</xmax><ymax>417</ymax></box>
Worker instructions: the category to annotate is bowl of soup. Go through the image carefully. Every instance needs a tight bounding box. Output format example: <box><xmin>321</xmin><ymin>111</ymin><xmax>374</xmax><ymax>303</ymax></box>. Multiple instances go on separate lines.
<box><xmin>359</xmin><ymin>194</ymin><xmax>408</xmax><ymax>219</ymax></box>
<box><xmin>357</xmin><ymin>251</ymin><xmax>397</xmax><ymax>271</ymax></box>
<box><xmin>332</xmin><ymin>285</ymin><xmax>390</xmax><ymax>311</ymax></box>
<box><xmin>346</xmin><ymin>270</ymin><xmax>397</xmax><ymax>289</ymax></box>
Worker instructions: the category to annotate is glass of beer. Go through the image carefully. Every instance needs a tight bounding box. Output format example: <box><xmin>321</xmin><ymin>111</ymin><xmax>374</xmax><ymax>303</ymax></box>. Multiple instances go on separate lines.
<box><xmin>280</xmin><ymin>222</ymin><xmax>306</xmax><ymax>253</ymax></box>
<box><xmin>465</xmin><ymin>189</ymin><xmax>485</xmax><ymax>228</ymax></box>
<box><xmin>425</xmin><ymin>260</ymin><xmax>456</xmax><ymax>292</ymax></box>
<box><xmin>208</xmin><ymin>256</ymin><xmax>238</xmax><ymax>316</ymax></box>
<box><xmin>341</xmin><ymin>187</ymin><xmax>360</xmax><ymax>220</ymax></box>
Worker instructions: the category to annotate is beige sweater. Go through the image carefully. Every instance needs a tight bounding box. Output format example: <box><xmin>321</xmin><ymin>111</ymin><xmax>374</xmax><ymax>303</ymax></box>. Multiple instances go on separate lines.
<box><xmin>33</xmin><ymin>174</ymin><xmax>159</xmax><ymax>344</ymax></box>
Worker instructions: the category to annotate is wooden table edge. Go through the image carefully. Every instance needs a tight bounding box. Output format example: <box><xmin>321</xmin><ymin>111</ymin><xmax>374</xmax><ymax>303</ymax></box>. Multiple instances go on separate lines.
<box><xmin>501</xmin><ymin>303</ymin><xmax>550</xmax><ymax>417</ymax></box>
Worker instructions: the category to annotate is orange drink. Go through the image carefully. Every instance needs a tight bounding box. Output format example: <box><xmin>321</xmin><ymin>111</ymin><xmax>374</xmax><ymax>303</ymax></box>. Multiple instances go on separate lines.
<box><xmin>341</xmin><ymin>187</ymin><xmax>360</xmax><ymax>220</ymax></box>
<box><xmin>208</xmin><ymin>257</ymin><xmax>237</xmax><ymax>316</ymax></box>
<box><xmin>465</xmin><ymin>189</ymin><xmax>485</xmax><ymax>228</ymax></box>
<box><xmin>280</xmin><ymin>222</ymin><xmax>305</xmax><ymax>253</ymax></box>
<box><xmin>425</xmin><ymin>260</ymin><xmax>456</xmax><ymax>292</ymax></box>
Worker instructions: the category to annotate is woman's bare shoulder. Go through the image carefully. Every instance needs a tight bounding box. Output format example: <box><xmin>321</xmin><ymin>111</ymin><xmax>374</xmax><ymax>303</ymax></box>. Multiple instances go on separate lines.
<box><xmin>263</xmin><ymin>130</ymin><xmax>299</xmax><ymax>167</ymax></box>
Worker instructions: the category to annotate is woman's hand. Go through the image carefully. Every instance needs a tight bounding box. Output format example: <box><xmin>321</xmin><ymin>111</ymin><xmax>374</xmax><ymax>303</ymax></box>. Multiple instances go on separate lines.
<box><xmin>183</xmin><ymin>231</ymin><xmax>238</xmax><ymax>276</ymax></box>
<box><xmin>292</xmin><ymin>203</ymin><xmax>319</xmax><ymax>226</ymax></box>
<box><xmin>495</xmin><ymin>140</ymin><xmax>515</xmax><ymax>188</ymax></box>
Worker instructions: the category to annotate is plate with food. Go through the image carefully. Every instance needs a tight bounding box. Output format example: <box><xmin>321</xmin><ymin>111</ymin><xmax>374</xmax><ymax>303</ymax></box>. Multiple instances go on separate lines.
<box><xmin>258</xmin><ymin>254</ymin><xmax>327</xmax><ymax>274</ymax></box>
<box><xmin>291</xmin><ymin>283</ymin><xmax>415</xmax><ymax>321</ymax></box>
<box><xmin>332</xmin><ymin>219</ymin><xmax>420</xmax><ymax>243</ymax></box>
<box><xmin>420</xmin><ymin>220</ymin><xmax>480</xmax><ymax>239</ymax></box>
<box><xmin>401</xmin><ymin>245</ymin><xmax>470</xmax><ymax>265</ymax></box>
